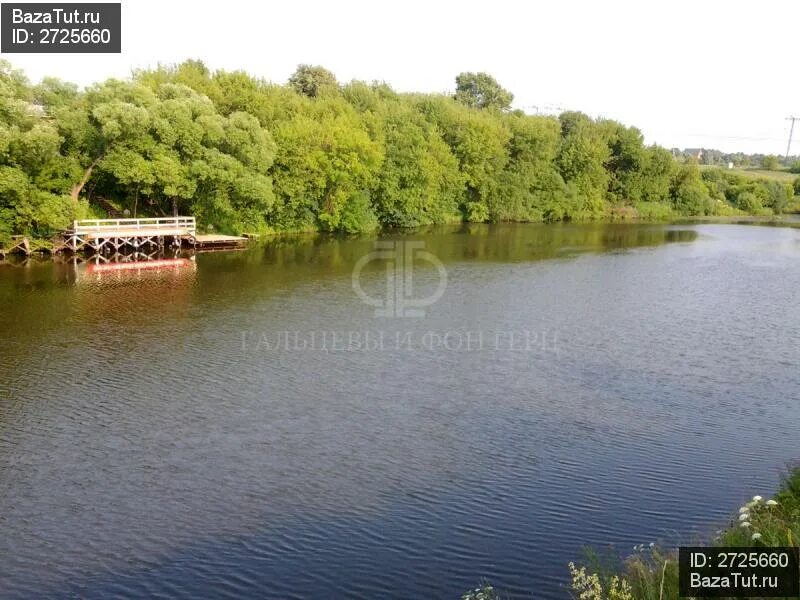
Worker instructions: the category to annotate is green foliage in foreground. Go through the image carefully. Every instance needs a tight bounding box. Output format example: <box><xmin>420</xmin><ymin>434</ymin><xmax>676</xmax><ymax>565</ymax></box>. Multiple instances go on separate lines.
<box><xmin>0</xmin><ymin>59</ymin><xmax>796</xmax><ymax>241</ymax></box>
<box><xmin>461</xmin><ymin>584</ymin><xmax>502</xmax><ymax>600</ymax></box>
<box><xmin>568</xmin><ymin>465</ymin><xmax>800</xmax><ymax>600</ymax></box>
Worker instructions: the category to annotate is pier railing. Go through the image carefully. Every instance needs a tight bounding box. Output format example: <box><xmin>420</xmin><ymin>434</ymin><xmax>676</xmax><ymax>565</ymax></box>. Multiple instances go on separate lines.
<box><xmin>72</xmin><ymin>217</ymin><xmax>196</xmax><ymax>235</ymax></box>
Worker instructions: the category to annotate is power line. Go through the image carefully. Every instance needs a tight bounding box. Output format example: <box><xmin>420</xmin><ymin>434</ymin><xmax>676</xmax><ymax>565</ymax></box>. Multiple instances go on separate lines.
<box><xmin>786</xmin><ymin>116</ymin><xmax>798</xmax><ymax>160</ymax></box>
<box><xmin>523</xmin><ymin>104</ymin><xmax>568</xmax><ymax>115</ymax></box>
<box><xmin>684</xmin><ymin>133</ymin><xmax>785</xmax><ymax>142</ymax></box>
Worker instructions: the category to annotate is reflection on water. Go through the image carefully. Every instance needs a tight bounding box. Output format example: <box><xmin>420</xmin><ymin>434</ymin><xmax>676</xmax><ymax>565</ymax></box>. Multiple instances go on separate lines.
<box><xmin>0</xmin><ymin>223</ymin><xmax>798</xmax><ymax>599</ymax></box>
<box><xmin>74</xmin><ymin>255</ymin><xmax>196</xmax><ymax>282</ymax></box>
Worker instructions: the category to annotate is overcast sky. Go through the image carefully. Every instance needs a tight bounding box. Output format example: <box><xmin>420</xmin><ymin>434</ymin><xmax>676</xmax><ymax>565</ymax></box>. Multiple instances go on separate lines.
<box><xmin>7</xmin><ymin>0</ymin><xmax>800</xmax><ymax>154</ymax></box>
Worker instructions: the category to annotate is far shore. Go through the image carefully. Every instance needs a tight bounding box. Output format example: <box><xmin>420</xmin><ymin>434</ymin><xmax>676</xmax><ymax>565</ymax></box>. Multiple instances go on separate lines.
<box><xmin>2</xmin><ymin>216</ymin><xmax>800</xmax><ymax>262</ymax></box>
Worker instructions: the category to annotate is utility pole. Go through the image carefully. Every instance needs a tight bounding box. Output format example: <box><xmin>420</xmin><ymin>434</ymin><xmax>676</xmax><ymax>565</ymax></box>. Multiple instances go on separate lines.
<box><xmin>786</xmin><ymin>116</ymin><xmax>798</xmax><ymax>161</ymax></box>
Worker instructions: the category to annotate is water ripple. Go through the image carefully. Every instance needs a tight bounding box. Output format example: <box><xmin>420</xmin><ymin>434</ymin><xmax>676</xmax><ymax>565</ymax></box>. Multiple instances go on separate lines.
<box><xmin>0</xmin><ymin>224</ymin><xmax>799</xmax><ymax>598</ymax></box>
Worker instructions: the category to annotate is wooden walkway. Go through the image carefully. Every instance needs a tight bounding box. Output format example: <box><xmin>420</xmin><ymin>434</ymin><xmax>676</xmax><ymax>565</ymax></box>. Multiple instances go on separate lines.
<box><xmin>195</xmin><ymin>234</ymin><xmax>248</xmax><ymax>248</ymax></box>
<box><xmin>1</xmin><ymin>218</ymin><xmax>249</xmax><ymax>257</ymax></box>
<box><xmin>63</xmin><ymin>217</ymin><xmax>198</xmax><ymax>252</ymax></box>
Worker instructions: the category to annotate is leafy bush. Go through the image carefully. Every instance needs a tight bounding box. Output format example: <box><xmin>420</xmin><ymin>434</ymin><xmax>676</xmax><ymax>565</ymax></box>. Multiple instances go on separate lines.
<box><xmin>701</xmin><ymin>168</ymin><xmax>792</xmax><ymax>215</ymax></box>
<box><xmin>761</xmin><ymin>155</ymin><xmax>780</xmax><ymax>170</ymax></box>
<box><xmin>337</xmin><ymin>191</ymin><xmax>379</xmax><ymax>233</ymax></box>
<box><xmin>632</xmin><ymin>201</ymin><xmax>676</xmax><ymax>221</ymax></box>
<box><xmin>737</xmin><ymin>191</ymin><xmax>763</xmax><ymax>213</ymax></box>
<box><xmin>461</xmin><ymin>584</ymin><xmax>501</xmax><ymax>600</ymax></box>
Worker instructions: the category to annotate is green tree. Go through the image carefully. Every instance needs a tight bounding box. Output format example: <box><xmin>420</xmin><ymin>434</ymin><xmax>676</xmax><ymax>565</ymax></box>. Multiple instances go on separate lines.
<box><xmin>760</xmin><ymin>180</ymin><xmax>791</xmax><ymax>214</ymax></box>
<box><xmin>0</xmin><ymin>61</ymin><xmax>780</xmax><ymax>238</ymax></box>
<box><xmin>492</xmin><ymin>113</ymin><xmax>567</xmax><ymax>221</ymax></box>
<box><xmin>555</xmin><ymin>111</ymin><xmax>610</xmax><ymax>216</ymax></box>
<box><xmin>454</xmin><ymin>72</ymin><xmax>513</xmax><ymax>111</ymax></box>
<box><xmin>671</xmin><ymin>163</ymin><xmax>713</xmax><ymax>215</ymax></box>
<box><xmin>422</xmin><ymin>97</ymin><xmax>510</xmax><ymax>221</ymax></box>
<box><xmin>604</xmin><ymin>121</ymin><xmax>647</xmax><ymax>203</ymax></box>
<box><xmin>270</xmin><ymin>97</ymin><xmax>382</xmax><ymax>232</ymax></box>
<box><xmin>639</xmin><ymin>146</ymin><xmax>675</xmax><ymax>204</ymax></box>
<box><xmin>0</xmin><ymin>61</ymin><xmax>83</xmax><ymax>237</ymax></box>
<box><xmin>288</xmin><ymin>65</ymin><xmax>338</xmax><ymax>99</ymax></box>
<box><xmin>736</xmin><ymin>191</ymin><xmax>762</xmax><ymax>213</ymax></box>
<box><xmin>761</xmin><ymin>155</ymin><xmax>780</xmax><ymax>170</ymax></box>
<box><xmin>371</xmin><ymin>100</ymin><xmax>463</xmax><ymax>227</ymax></box>
<box><xmin>39</xmin><ymin>77</ymin><xmax>276</xmax><ymax>233</ymax></box>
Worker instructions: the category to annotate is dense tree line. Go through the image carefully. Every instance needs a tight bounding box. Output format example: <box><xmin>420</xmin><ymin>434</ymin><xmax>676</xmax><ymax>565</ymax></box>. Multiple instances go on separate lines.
<box><xmin>673</xmin><ymin>147</ymin><xmax>800</xmax><ymax>170</ymax></box>
<box><xmin>0</xmin><ymin>60</ymin><xmax>796</xmax><ymax>239</ymax></box>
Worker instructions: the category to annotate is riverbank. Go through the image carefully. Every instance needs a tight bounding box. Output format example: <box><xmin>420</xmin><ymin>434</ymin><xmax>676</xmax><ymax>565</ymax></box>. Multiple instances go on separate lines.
<box><xmin>465</xmin><ymin>464</ymin><xmax>800</xmax><ymax>600</ymax></box>
<box><xmin>671</xmin><ymin>214</ymin><xmax>800</xmax><ymax>226</ymax></box>
<box><xmin>2</xmin><ymin>214</ymin><xmax>800</xmax><ymax>261</ymax></box>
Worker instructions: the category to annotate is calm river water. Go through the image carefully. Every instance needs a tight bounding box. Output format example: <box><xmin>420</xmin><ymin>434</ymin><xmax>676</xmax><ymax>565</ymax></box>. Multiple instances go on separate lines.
<box><xmin>1</xmin><ymin>223</ymin><xmax>799</xmax><ymax>598</ymax></box>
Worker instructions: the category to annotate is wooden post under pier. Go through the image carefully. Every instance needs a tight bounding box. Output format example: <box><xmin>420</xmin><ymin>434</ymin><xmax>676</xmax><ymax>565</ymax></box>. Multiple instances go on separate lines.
<box><xmin>0</xmin><ymin>235</ymin><xmax>31</xmax><ymax>257</ymax></box>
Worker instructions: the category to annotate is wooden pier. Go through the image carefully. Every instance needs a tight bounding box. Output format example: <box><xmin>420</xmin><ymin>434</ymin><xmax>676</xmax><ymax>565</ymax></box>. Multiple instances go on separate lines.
<box><xmin>63</xmin><ymin>217</ymin><xmax>199</xmax><ymax>253</ymax></box>
<box><xmin>194</xmin><ymin>234</ymin><xmax>249</xmax><ymax>249</ymax></box>
<box><xmin>0</xmin><ymin>217</ymin><xmax>248</xmax><ymax>258</ymax></box>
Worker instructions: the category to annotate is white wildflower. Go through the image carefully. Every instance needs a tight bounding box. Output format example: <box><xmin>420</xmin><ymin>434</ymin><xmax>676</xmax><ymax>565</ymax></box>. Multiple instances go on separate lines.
<box><xmin>740</xmin><ymin>521</ymin><xmax>751</xmax><ymax>528</ymax></box>
<box><xmin>752</xmin><ymin>495</ymin><xmax>763</xmax><ymax>502</ymax></box>
<box><xmin>751</xmin><ymin>532</ymin><xmax>762</xmax><ymax>541</ymax></box>
<box><xmin>738</xmin><ymin>506</ymin><xmax>749</xmax><ymax>514</ymax></box>
<box><xmin>738</xmin><ymin>513</ymin><xmax>750</xmax><ymax>521</ymax></box>
<box><xmin>766</xmin><ymin>499</ymin><xmax>778</xmax><ymax>507</ymax></box>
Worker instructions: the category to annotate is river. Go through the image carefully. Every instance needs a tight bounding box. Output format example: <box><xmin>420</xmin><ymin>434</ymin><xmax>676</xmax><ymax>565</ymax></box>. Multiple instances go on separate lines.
<box><xmin>1</xmin><ymin>222</ymin><xmax>798</xmax><ymax>598</ymax></box>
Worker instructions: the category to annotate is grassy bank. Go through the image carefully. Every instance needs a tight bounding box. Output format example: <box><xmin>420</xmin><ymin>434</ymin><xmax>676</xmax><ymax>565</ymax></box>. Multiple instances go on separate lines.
<box><xmin>699</xmin><ymin>165</ymin><xmax>799</xmax><ymax>184</ymax></box>
<box><xmin>463</xmin><ymin>465</ymin><xmax>800</xmax><ymax>600</ymax></box>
